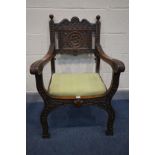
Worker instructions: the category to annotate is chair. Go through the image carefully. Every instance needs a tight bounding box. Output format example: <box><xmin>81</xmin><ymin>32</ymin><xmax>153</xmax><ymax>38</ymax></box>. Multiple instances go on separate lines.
<box><xmin>30</xmin><ymin>15</ymin><xmax>125</xmax><ymax>138</ymax></box>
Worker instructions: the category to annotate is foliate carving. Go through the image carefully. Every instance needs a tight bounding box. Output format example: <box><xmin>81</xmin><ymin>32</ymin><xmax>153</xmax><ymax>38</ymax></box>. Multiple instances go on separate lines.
<box><xmin>55</xmin><ymin>16</ymin><xmax>95</xmax><ymax>30</ymax></box>
<box><xmin>54</xmin><ymin>16</ymin><xmax>95</xmax><ymax>52</ymax></box>
<box><xmin>71</xmin><ymin>17</ymin><xmax>80</xmax><ymax>23</ymax></box>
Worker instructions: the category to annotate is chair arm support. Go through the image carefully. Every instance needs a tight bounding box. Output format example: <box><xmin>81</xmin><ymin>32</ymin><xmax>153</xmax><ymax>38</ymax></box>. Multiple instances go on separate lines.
<box><xmin>106</xmin><ymin>72</ymin><xmax>121</xmax><ymax>100</ymax></box>
<box><xmin>95</xmin><ymin>44</ymin><xmax>125</xmax><ymax>73</ymax></box>
<box><xmin>30</xmin><ymin>44</ymin><xmax>55</xmax><ymax>75</ymax></box>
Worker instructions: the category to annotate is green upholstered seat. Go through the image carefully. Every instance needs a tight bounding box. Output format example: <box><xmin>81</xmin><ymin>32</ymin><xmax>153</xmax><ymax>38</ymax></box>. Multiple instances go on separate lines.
<box><xmin>48</xmin><ymin>73</ymin><xmax>107</xmax><ymax>97</ymax></box>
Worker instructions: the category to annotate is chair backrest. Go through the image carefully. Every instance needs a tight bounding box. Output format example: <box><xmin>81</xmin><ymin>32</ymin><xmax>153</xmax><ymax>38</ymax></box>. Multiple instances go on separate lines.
<box><xmin>49</xmin><ymin>15</ymin><xmax>101</xmax><ymax>55</ymax></box>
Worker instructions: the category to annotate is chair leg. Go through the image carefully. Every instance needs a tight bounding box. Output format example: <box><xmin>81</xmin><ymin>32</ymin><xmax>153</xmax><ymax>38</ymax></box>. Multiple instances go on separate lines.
<box><xmin>40</xmin><ymin>106</ymin><xmax>50</xmax><ymax>138</ymax></box>
<box><xmin>105</xmin><ymin>104</ymin><xmax>115</xmax><ymax>136</ymax></box>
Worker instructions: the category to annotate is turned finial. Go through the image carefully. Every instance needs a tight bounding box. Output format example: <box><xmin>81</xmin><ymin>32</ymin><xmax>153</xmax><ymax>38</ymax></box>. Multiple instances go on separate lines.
<box><xmin>49</xmin><ymin>14</ymin><xmax>54</xmax><ymax>20</ymax></box>
<box><xmin>96</xmin><ymin>15</ymin><xmax>100</xmax><ymax>21</ymax></box>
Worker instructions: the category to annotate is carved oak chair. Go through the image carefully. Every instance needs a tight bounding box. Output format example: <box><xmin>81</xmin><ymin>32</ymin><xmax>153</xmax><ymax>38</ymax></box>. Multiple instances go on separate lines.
<box><xmin>30</xmin><ymin>15</ymin><xmax>125</xmax><ymax>138</ymax></box>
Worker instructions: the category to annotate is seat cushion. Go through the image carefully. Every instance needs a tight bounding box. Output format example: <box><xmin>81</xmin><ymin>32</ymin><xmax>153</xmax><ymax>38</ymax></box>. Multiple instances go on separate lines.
<box><xmin>48</xmin><ymin>73</ymin><xmax>107</xmax><ymax>97</ymax></box>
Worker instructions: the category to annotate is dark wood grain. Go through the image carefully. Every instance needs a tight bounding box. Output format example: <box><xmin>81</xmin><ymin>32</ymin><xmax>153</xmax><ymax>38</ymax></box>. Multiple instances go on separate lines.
<box><xmin>30</xmin><ymin>15</ymin><xmax>125</xmax><ymax>138</ymax></box>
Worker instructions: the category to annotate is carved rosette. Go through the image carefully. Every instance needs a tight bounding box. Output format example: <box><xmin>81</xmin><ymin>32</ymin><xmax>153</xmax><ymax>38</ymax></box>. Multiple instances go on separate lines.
<box><xmin>68</xmin><ymin>31</ymin><xmax>82</xmax><ymax>48</ymax></box>
<box><xmin>60</xmin><ymin>31</ymin><xmax>91</xmax><ymax>49</ymax></box>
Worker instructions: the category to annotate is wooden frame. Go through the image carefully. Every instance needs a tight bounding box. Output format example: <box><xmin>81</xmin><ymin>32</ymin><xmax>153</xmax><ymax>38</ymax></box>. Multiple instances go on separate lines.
<box><xmin>30</xmin><ymin>15</ymin><xmax>125</xmax><ymax>138</ymax></box>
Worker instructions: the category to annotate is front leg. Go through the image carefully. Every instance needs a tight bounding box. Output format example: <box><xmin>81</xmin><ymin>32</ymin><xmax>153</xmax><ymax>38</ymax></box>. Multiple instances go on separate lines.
<box><xmin>105</xmin><ymin>103</ymin><xmax>115</xmax><ymax>135</ymax></box>
<box><xmin>40</xmin><ymin>106</ymin><xmax>50</xmax><ymax>138</ymax></box>
<box><xmin>98</xmin><ymin>102</ymin><xmax>115</xmax><ymax>136</ymax></box>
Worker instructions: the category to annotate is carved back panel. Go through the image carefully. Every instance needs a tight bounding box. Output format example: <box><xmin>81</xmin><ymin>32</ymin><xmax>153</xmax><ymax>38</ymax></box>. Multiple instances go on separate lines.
<box><xmin>49</xmin><ymin>15</ymin><xmax>101</xmax><ymax>72</ymax></box>
<box><xmin>51</xmin><ymin>16</ymin><xmax>97</xmax><ymax>55</ymax></box>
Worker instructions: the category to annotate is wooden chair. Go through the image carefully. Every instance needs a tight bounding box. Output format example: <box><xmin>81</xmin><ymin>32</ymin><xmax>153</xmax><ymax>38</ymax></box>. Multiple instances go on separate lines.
<box><xmin>30</xmin><ymin>15</ymin><xmax>125</xmax><ymax>138</ymax></box>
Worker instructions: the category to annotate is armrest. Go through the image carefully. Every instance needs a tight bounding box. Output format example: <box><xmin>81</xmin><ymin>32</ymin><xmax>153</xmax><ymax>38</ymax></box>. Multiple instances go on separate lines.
<box><xmin>30</xmin><ymin>44</ymin><xmax>55</xmax><ymax>75</ymax></box>
<box><xmin>95</xmin><ymin>43</ymin><xmax>125</xmax><ymax>73</ymax></box>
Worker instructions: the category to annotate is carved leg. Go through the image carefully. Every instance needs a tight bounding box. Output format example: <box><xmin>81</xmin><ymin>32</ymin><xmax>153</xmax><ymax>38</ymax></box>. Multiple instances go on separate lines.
<box><xmin>40</xmin><ymin>106</ymin><xmax>50</xmax><ymax>138</ymax></box>
<box><xmin>105</xmin><ymin>104</ymin><xmax>115</xmax><ymax>136</ymax></box>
